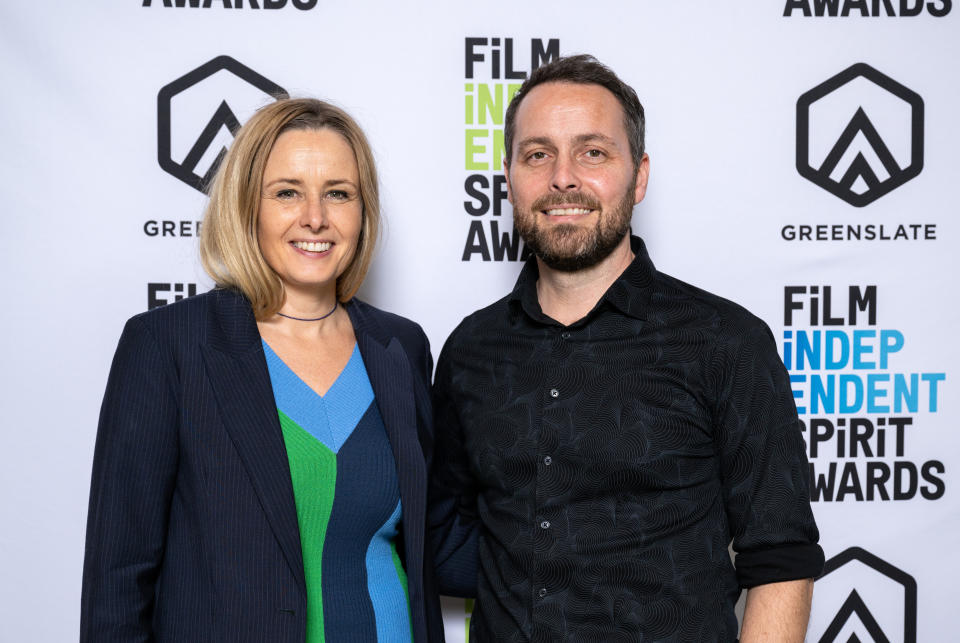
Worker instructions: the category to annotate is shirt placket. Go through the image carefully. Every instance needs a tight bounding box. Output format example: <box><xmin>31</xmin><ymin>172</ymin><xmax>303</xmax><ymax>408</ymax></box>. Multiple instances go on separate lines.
<box><xmin>530</xmin><ymin>326</ymin><xmax>572</xmax><ymax>635</ymax></box>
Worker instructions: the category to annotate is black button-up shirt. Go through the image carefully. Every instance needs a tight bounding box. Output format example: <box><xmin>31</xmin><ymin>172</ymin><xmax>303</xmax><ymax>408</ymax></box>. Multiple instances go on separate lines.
<box><xmin>431</xmin><ymin>236</ymin><xmax>823</xmax><ymax>642</ymax></box>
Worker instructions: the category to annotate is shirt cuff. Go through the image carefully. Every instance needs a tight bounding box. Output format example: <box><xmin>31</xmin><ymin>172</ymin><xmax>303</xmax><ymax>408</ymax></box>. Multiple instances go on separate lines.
<box><xmin>735</xmin><ymin>543</ymin><xmax>825</xmax><ymax>588</ymax></box>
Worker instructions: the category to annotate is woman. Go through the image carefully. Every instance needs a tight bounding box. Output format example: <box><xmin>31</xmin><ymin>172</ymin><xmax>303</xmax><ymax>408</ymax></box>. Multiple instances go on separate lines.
<box><xmin>81</xmin><ymin>99</ymin><xmax>443</xmax><ymax>642</ymax></box>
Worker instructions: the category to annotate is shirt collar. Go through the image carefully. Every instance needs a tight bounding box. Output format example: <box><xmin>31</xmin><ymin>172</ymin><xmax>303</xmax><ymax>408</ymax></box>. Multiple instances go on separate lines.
<box><xmin>508</xmin><ymin>234</ymin><xmax>656</xmax><ymax>326</ymax></box>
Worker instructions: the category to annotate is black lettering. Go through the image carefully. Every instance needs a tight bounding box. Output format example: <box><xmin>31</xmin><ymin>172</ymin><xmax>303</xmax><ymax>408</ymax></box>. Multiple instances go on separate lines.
<box><xmin>504</xmin><ymin>38</ymin><xmax>526</xmax><ymax>79</ymax></box>
<box><xmin>465</xmin><ymin>38</ymin><xmax>487</xmax><ymax>79</ymax></box>
<box><xmin>799</xmin><ymin>225</ymin><xmax>812</xmax><ymax>240</ymax></box>
<box><xmin>842</xmin><ymin>0</ymin><xmax>870</xmax><ymax>15</ymax></box>
<box><xmin>894</xmin><ymin>224</ymin><xmax>908</xmax><ymax>239</ymax></box>
<box><xmin>781</xmin><ymin>225</ymin><xmax>796</xmax><ymax>240</ymax></box>
<box><xmin>816</xmin><ymin>224</ymin><xmax>828</xmax><ymax>240</ymax></box>
<box><xmin>836</xmin><ymin>462</ymin><xmax>864</xmax><ymax>501</ymax></box>
<box><xmin>530</xmin><ymin>39</ymin><xmax>560</xmax><ymax>72</ymax></box>
<box><xmin>808</xmin><ymin>418</ymin><xmax>833</xmax><ymax>458</ymax></box>
<box><xmin>162</xmin><ymin>221</ymin><xmax>175</xmax><ymax>236</ymax></box>
<box><xmin>847</xmin><ymin>224</ymin><xmax>861</xmax><ymax>240</ymax></box>
<box><xmin>849</xmin><ymin>418</ymin><xmax>874</xmax><ymax>457</ymax></box>
<box><xmin>490</xmin><ymin>221</ymin><xmax>523</xmax><ymax>261</ymax></box>
<box><xmin>202</xmin><ymin>0</ymin><xmax>232</xmax><ymax>7</ymax></box>
<box><xmin>928</xmin><ymin>0</ymin><xmax>952</xmax><ymax>16</ymax></box>
<box><xmin>866</xmin><ymin>462</ymin><xmax>891</xmax><ymax>500</ymax></box>
<box><xmin>822</xmin><ymin>285</ymin><xmax>844</xmax><ymax>325</ymax></box>
<box><xmin>144</xmin><ymin>220</ymin><xmax>159</xmax><ymax>236</ymax></box>
<box><xmin>810</xmin><ymin>462</ymin><xmax>837</xmax><ymax>501</ymax></box>
<box><xmin>864</xmin><ymin>224</ymin><xmax>876</xmax><ymax>240</ymax></box>
<box><xmin>889</xmin><ymin>416</ymin><xmax>911</xmax><ymax>456</ymax></box>
<box><xmin>920</xmin><ymin>460</ymin><xmax>946</xmax><ymax>499</ymax></box>
<box><xmin>148</xmin><ymin>283</ymin><xmax>171</xmax><ymax>309</ymax></box>
<box><xmin>900</xmin><ymin>0</ymin><xmax>924</xmax><ymax>14</ymax></box>
<box><xmin>925</xmin><ymin>223</ymin><xmax>936</xmax><ymax>239</ymax></box>
<box><xmin>894</xmin><ymin>461</ymin><xmax>918</xmax><ymax>499</ymax></box>
<box><xmin>493</xmin><ymin>174</ymin><xmax>509</xmax><ymax>217</ymax></box>
<box><xmin>814</xmin><ymin>0</ymin><xmax>841</xmax><ymax>14</ymax></box>
<box><xmin>784</xmin><ymin>286</ymin><xmax>806</xmax><ymax>326</ymax></box>
<box><xmin>849</xmin><ymin>285</ymin><xmax>877</xmax><ymax>325</ymax></box>
<box><xmin>873</xmin><ymin>0</ymin><xmax>897</xmax><ymax>14</ymax></box>
<box><xmin>263</xmin><ymin>0</ymin><xmax>286</xmax><ymax>8</ymax></box>
<box><xmin>784</xmin><ymin>0</ymin><xmax>812</xmax><ymax>15</ymax></box>
<box><xmin>464</xmin><ymin>175</ymin><xmax>490</xmax><ymax>216</ymax></box>
<box><xmin>462</xmin><ymin>220</ymin><xmax>491</xmax><ymax>261</ymax></box>
<box><xmin>291</xmin><ymin>0</ymin><xmax>316</xmax><ymax>7</ymax></box>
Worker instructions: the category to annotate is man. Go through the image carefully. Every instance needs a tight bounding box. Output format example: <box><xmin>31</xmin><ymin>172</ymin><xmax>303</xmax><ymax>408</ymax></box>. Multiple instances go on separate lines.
<box><xmin>430</xmin><ymin>55</ymin><xmax>823</xmax><ymax>642</ymax></box>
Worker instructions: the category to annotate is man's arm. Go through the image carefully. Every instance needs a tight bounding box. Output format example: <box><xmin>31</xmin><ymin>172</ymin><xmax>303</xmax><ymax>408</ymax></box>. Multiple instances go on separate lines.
<box><xmin>740</xmin><ymin>578</ymin><xmax>814</xmax><ymax>643</ymax></box>
<box><xmin>427</xmin><ymin>333</ymin><xmax>481</xmax><ymax>597</ymax></box>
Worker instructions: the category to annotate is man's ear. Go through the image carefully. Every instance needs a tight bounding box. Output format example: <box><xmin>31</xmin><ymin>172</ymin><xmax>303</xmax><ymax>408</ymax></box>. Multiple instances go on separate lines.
<box><xmin>633</xmin><ymin>153</ymin><xmax>650</xmax><ymax>204</ymax></box>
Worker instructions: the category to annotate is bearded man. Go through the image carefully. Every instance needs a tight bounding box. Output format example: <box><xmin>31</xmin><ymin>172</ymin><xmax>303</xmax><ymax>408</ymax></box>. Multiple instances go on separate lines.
<box><xmin>430</xmin><ymin>55</ymin><xmax>823</xmax><ymax>642</ymax></box>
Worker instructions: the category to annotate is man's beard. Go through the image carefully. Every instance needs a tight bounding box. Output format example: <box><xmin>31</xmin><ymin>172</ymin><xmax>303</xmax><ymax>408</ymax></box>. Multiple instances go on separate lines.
<box><xmin>513</xmin><ymin>178</ymin><xmax>636</xmax><ymax>272</ymax></box>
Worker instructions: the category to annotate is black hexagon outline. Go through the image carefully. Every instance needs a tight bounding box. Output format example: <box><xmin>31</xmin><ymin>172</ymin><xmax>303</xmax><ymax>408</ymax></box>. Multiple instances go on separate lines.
<box><xmin>816</xmin><ymin>546</ymin><xmax>917</xmax><ymax>643</ymax></box>
<box><xmin>796</xmin><ymin>63</ymin><xmax>924</xmax><ymax>208</ymax></box>
<box><xmin>157</xmin><ymin>55</ymin><xmax>287</xmax><ymax>193</ymax></box>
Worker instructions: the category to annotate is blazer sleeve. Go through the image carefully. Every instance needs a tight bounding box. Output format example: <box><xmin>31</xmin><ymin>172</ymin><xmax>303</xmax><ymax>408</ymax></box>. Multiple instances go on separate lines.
<box><xmin>81</xmin><ymin>316</ymin><xmax>180</xmax><ymax>642</ymax></box>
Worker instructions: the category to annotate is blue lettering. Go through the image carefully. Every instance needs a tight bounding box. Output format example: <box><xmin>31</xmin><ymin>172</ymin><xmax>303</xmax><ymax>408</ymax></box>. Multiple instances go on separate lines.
<box><xmin>894</xmin><ymin>373</ymin><xmax>918</xmax><ymax>413</ymax></box>
<box><xmin>867</xmin><ymin>373</ymin><xmax>891</xmax><ymax>413</ymax></box>
<box><xmin>840</xmin><ymin>374</ymin><xmax>863</xmax><ymax>413</ymax></box>
<box><xmin>880</xmin><ymin>329</ymin><xmax>904</xmax><ymax>368</ymax></box>
<box><xmin>826</xmin><ymin>330</ymin><xmax>849</xmax><ymax>370</ymax></box>
<box><xmin>922</xmin><ymin>373</ymin><xmax>946</xmax><ymax>412</ymax></box>
<box><xmin>791</xmin><ymin>374</ymin><xmax>807</xmax><ymax>414</ymax></box>
<box><xmin>852</xmin><ymin>330</ymin><xmax>876</xmax><ymax>369</ymax></box>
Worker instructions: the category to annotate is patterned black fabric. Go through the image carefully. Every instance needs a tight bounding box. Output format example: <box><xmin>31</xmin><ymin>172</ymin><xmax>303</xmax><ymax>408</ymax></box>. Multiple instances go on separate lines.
<box><xmin>431</xmin><ymin>236</ymin><xmax>823</xmax><ymax>642</ymax></box>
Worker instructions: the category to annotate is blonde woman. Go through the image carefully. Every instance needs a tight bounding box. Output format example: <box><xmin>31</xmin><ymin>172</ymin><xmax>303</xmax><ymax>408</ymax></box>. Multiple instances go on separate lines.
<box><xmin>81</xmin><ymin>99</ymin><xmax>443</xmax><ymax>642</ymax></box>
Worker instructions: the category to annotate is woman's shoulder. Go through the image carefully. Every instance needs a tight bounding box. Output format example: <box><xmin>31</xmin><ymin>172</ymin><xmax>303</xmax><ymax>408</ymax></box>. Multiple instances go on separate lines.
<box><xmin>346</xmin><ymin>298</ymin><xmax>430</xmax><ymax>360</ymax></box>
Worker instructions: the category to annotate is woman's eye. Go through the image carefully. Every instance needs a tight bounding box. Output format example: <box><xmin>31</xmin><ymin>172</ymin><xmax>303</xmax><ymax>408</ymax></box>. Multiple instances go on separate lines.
<box><xmin>327</xmin><ymin>190</ymin><xmax>350</xmax><ymax>200</ymax></box>
<box><xmin>275</xmin><ymin>189</ymin><xmax>298</xmax><ymax>199</ymax></box>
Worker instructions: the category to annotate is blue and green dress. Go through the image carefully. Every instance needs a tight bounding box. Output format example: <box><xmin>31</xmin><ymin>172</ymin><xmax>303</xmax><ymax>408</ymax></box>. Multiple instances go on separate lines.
<box><xmin>263</xmin><ymin>340</ymin><xmax>413</xmax><ymax>643</ymax></box>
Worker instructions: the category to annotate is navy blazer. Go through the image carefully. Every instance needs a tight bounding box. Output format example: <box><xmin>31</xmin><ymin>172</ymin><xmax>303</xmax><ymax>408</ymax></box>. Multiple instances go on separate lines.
<box><xmin>81</xmin><ymin>289</ymin><xmax>444</xmax><ymax>642</ymax></box>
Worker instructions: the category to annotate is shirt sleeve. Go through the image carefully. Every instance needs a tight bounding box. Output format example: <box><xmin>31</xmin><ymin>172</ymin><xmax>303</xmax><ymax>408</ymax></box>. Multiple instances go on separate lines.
<box><xmin>711</xmin><ymin>315</ymin><xmax>825</xmax><ymax>589</ymax></box>
<box><xmin>427</xmin><ymin>330</ymin><xmax>481</xmax><ymax>598</ymax></box>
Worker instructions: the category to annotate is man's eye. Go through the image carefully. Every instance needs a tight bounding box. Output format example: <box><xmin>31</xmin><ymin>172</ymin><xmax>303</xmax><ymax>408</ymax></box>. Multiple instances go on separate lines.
<box><xmin>528</xmin><ymin>151</ymin><xmax>547</xmax><ymax>161</ymax></box>
<box><xmin>585</xmin><ymin>149</ymin><xmax>604</xmax><ymax>158</ymax></box>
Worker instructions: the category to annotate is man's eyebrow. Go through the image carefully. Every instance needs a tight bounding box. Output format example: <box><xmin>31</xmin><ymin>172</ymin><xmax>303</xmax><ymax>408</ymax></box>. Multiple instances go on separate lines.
<box><xmin>516</xmin><ymin>136</ymin><xmax>554</xmax><ymax>149</ymax></box>
<box><xmin>573</xmin><ymin>133</ymin><xmax>618</xmax><ymax>146</ymax></box>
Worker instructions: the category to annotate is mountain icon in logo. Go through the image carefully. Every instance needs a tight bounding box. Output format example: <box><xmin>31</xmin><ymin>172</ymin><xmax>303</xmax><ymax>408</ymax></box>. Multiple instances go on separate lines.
<box><xmin>157</xmin><ymin>56</ymin><xmax>287</xmax><ymax>192</ymax></box>
<box><xmin>809</xmin><ymin>547</ymin><xmax>917</xmax><ymax>643</ymax></box>
<box><xmin>796</xmin><ymin>63</ymin><xmax>923</xmax><ymax>207</ymax></box>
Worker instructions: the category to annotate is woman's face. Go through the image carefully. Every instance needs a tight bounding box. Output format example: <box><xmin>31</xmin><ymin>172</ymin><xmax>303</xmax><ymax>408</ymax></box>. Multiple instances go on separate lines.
<box><xmin>257</xmin><ymin>128</ymin><xmax>363</xmax><ymax>301</ymax></box>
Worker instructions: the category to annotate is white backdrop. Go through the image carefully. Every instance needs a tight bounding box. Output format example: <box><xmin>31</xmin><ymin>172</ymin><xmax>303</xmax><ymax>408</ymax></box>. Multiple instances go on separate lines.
<box><xmin>1</xmin><ymin>2</ymin><xmax>956</xmax><ymax>641</ymax></box>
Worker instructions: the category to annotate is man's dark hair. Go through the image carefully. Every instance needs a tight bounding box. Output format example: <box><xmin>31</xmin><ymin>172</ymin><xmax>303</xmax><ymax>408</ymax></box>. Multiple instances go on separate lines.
<box><xmin>503</xmin><ymin>54</ymin><xmax>646</xmax><ymax>169</ymax></box>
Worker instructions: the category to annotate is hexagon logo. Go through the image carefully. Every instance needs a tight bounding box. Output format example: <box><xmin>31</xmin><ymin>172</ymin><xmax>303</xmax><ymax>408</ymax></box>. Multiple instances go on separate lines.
<box><xmin>796</xmin><ymin>63</ymin><xmax>923</xmax><ymax>207</ymax></box>
<box><xmin>157</xmin><ymin>55</ymin><xmax>287</xmax><ymax>192</ymax></box>
<box><xmin>808</xmin><ymin>547</ymin><xmax>917</xmax><ymax>643</ymax></box>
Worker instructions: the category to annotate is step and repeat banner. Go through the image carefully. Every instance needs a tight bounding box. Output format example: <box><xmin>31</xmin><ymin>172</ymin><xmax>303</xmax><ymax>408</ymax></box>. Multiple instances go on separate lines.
<box><xmin>1</xmin><ymin>2</ymin><xmax>956</xmax><ymax>641</ymax></box>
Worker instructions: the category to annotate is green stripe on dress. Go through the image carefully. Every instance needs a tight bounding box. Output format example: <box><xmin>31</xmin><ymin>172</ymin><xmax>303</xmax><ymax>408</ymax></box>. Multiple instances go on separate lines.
<box><xmin>279</xmin><ymin>409</ymin><xmax>337</xmax><ymax>643</ymax></box>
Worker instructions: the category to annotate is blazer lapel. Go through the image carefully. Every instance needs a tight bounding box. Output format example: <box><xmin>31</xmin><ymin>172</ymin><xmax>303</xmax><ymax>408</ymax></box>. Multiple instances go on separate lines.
<box><xmin>349</xmin><ymin>303</ymin><xmax>427</xmax><ymax>609</ymax></box>
<box><xmin>200</xmin><ymin>290</ymin><xmax>305</xmax><ymax>591</ymax></box>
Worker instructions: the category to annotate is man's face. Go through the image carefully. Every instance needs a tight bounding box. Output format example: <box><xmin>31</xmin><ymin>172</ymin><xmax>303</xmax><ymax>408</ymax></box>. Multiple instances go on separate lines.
<box><xmin>505</xmin><ymin>81</ymin><xmax>649</xmax><ymax>272</ymax></box>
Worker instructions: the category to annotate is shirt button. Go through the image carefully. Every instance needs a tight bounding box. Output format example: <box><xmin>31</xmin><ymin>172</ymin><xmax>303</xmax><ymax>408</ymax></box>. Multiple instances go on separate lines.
<box><xmin>549</xmin><ymin>388</ymin><xmax>559</xmax><ymax>398</ymax></box>
<box><xmin>540</xmin><ymin>520</ymin><xmax>551</xmax><ymax>529</ymax></box>
<box><xmin>543</xmin><ymin>455</ymin><xmax>553</xmax><ymax>466</ymax></box>
<box><xmin>538</xmin><ymin>588</ymin><xmax>548</xmax><ymax>598</ymax></box>
<box><xmin>561</xmin><ymin>331</ymin><xmax>571</xmax><ymax>339</ymax></box>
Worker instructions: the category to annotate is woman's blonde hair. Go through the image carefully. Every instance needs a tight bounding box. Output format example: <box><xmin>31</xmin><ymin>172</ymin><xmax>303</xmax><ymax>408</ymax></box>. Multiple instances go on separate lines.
<box><xmin>199</xmin><ymin>98</ymin><xmax>380</xmax><ymax>319</ymax></box>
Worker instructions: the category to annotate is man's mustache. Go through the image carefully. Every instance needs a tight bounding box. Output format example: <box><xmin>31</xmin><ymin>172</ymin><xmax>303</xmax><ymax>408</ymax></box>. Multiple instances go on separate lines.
<box><xmin>530</xmin><ymin>192</ymin><xmax>601</xmax><ymax>212</ymax></box>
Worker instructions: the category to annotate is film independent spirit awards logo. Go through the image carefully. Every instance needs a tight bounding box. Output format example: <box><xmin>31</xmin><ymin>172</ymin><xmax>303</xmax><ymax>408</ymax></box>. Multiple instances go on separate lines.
<box><xmin>811</xmin><ymin>547</ymin><xmax>917</xmax><ymax>643</ymax></box>
<box><xmin>796</xmin><ymin>63</ymin><xmax>924</xmax><ymax>207</ymax></box>
<box><xmin>157</xmin><ymin>56</ymin><xmax>287</xmax><ymax>192</ymax></box>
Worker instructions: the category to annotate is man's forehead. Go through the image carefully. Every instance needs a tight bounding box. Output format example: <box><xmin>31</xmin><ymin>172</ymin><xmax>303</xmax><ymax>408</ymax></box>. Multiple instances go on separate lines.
<box><xmin>514</xmin><ymin>81</ymin><xmax>628</xmax><ymax>140</ymax></box>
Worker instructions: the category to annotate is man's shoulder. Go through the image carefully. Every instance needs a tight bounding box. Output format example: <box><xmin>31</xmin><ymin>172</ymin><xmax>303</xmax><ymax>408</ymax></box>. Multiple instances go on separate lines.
<box><xmin>651</xmin><ymin>270</ymin><xmax>772</xmax><ymax>341</ymax></box>
<box><xmin>440</xmin><ymin>292</ymin><xmax>515</xmax><ymax>351</ymax></box>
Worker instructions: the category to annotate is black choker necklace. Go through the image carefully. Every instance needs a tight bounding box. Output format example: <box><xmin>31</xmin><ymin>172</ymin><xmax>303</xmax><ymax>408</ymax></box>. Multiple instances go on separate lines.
<box><xmin>276</xmin><ymin>301</ymin><xmax>338</xmax><ymax>322</ymax></box>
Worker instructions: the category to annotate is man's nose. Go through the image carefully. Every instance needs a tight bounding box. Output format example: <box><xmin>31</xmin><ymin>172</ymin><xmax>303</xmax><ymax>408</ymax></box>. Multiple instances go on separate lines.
<box><xmin>550</xmin><ymin>155</ymin><xmax>581</xmax><ymax>192</ymax></box>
